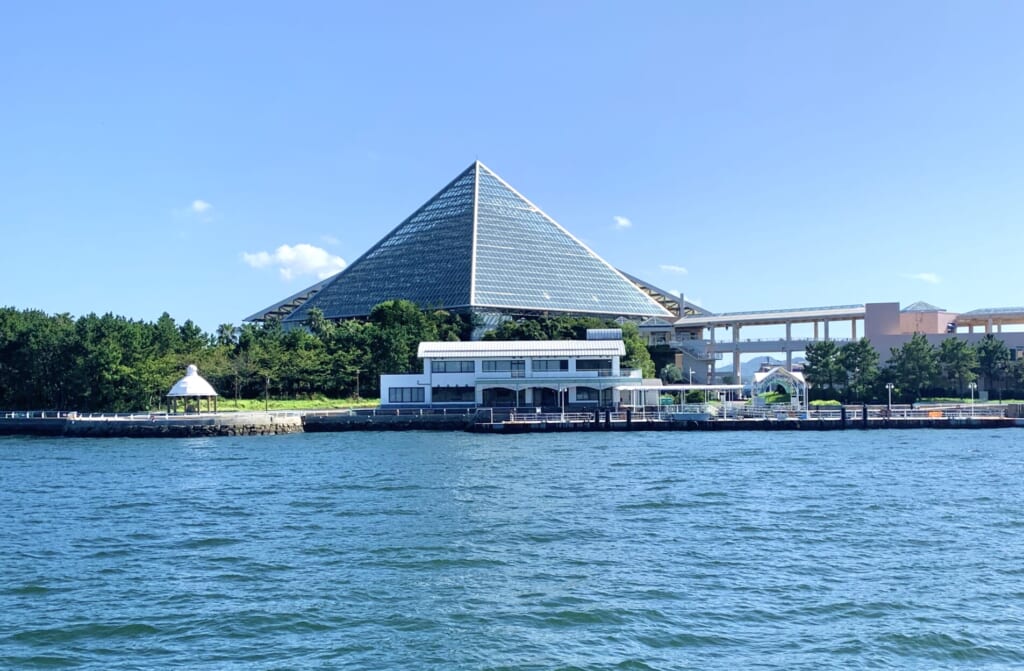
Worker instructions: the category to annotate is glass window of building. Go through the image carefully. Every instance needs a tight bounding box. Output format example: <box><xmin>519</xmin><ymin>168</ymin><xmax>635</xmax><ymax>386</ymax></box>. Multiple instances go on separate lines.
<box><xmin>482</xmin><ymin>360</ymin><xmax>525</xmax><ymax>373</ymax></box>
<box><xmin>431</xmin><ymin>360</ymin><xmax>475</xmax><ymax>373</ymax></box>
<box><xmin>431</xmin><ymin>386</ymin><xmax>475</xmax><ymax>402</ymax></box>
<box><xmin>532</xmin><ymin>359</ymin><xmax>568</xmax><ymax>371</ymax></box>
<box><xmin>389</xmin><ymin>387</ymin><xmax>425</xmax><ymax>403</ymax></box>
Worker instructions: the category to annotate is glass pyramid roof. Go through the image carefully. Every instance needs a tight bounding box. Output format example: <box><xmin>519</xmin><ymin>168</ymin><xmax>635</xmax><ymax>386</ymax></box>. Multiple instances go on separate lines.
<box><xmin>279</xmin><ymin>162</ymin><xmax>672</xmax><ymax>323</ymax></box>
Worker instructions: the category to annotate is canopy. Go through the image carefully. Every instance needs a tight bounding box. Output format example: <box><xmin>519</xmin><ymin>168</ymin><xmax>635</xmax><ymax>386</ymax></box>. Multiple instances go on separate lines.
<box><xmin>167</xmin><ymin>364</ymin><xmax>218</xmax><ymax>397</ymax></box>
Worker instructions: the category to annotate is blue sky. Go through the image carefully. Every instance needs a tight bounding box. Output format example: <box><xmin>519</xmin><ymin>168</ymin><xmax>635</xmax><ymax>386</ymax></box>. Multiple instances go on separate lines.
<box><xmin>2</xmin><ymin>2</ymin><xmax>1023</xmax><ymax>333</ymax></box>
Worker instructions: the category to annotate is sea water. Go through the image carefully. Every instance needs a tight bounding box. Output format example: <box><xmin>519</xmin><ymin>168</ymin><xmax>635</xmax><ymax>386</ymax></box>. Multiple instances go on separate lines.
<box><xmin>1</xmin><ymin>429</ymin><xmax>1022</xmax><ymax>669</ymax></box>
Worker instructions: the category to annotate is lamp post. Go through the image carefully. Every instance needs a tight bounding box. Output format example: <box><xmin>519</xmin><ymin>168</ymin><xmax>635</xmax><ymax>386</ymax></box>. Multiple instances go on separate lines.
<box><xmin>885</xmin><ymin>382</ymin><xmax>894</xmax><ymax>414</ymax></box>
<box><xmin>354</xmin><ymin>368</ymin><xmax>361</xmax><ymax>400</ymax></box>
<box><xmin>968</xmin><ymin>382</ymin><xmax>977</xmax><ymax>416</ymax></box>
<box><xmin>688</xmin><ymin>368</ymin><xmax>695</xmax><ymax>384</ymax></box>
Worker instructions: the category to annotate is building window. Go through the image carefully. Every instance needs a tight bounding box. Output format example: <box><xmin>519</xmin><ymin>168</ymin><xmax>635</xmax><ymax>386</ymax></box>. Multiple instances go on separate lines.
<box><xmin>576</xmin><ymin>387</ymin><xmax>599</xmax><ymax>401</ymax></box>
<box><xmin>431</xmin><ymin>360</ymin><xmax>475</xmax><ymax>373</ymax></box>
<box><xmin>431</xmin><ymin>386</ymin><xmax>475</xmax><ymax>402</ymax></box>
<box><xmin>532</xmin><ymin>359</ymin><xmax>568</xmax><ymax>371</ymax></box>
<box><xmin>482</xmin><ymin>360</ymin><xmax>525</xmax><ymax>373</ymax></box>
<box><xmin>388</xmin><ymin>387</ymin><xmax>425</xmax><ymax>403</ymax></box>
<box><xmin>576</xmin><ymin>359</ymin><xmax>612</xmax><ymax>372</ymax></box>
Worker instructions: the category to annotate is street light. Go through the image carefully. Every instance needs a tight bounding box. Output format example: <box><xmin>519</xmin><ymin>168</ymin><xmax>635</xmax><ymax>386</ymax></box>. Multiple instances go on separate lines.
<box><xmin>968</xmin><ymin>382</ymin><xmax>977</xmax><ymax>416</ymax></box>
<box><xmin>885</xmin><ymin>382</ymin><xmax>894</xmax><ymax>414</ymax></box>
<box><xmin>688</xmin><ymin>368</ymin><xmax>695</xmax><ymax>384</ymax></box>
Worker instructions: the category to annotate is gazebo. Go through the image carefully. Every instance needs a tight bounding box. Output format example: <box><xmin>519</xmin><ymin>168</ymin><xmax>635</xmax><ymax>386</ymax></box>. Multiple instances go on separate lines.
<box><xmin>752</xmin><ymin>366</ymin><xmax>807</xmax><ymax>411</ymax></box>
<box><xmin>166</xmin><ymin>364</ymin><xmax>219</xmax><ymax>413</ymax></box>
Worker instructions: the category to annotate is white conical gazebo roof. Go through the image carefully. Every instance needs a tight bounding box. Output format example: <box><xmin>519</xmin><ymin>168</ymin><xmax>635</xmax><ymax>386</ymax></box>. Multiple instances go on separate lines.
<box><xmin>167</xmin><ymin>364</ymin><xmax>218</xmax><ymax>397</ymax></box>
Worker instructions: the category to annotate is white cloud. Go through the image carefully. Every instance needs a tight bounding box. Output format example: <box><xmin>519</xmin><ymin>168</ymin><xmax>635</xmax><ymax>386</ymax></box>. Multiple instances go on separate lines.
<box><xmin>906</xmin><ymin>272</ymin><xmax>941</xmax><ymax>284</ymax></box>
<box><xmin>613</xmin><ymin>215</ymin><xmax>632</xmax><ymax>229</ymax></box>
<box><xmin>191</xmin><ymin>199</ymin><xmax>212</xmax><ymax>214</ymax></box>
<box><xmin>242</xmin><ymin>243</ymin><xmax>347</xmax><ymax>280</ymax></box>
<box><xmin>660</xmin><ymin>264</ymin><xmax>688</xmax><ymax>274</ymax></box>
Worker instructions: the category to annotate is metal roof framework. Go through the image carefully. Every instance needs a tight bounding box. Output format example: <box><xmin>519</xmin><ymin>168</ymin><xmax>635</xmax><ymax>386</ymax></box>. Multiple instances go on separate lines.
<box><xmin>955</xmin><ymin>307</ymin><xmax>1024</xmax><ymax>326</ymax></box>
<box><xmin>245</xmin><ymin>161</ymin><xmax>672</xmax><ymax>325</ymax></box>
<box><xmin>674</xmin><ymin>304</ymin><xmax>865</xmax><ymax>328</ymax></box>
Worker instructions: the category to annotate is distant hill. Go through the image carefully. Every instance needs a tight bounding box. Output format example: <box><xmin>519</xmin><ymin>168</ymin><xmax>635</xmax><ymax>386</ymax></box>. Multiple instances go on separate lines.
<box><xmin>716</xmin><ymin>357</ymin><xmax>806</xmax><ymax>379</ymax></box>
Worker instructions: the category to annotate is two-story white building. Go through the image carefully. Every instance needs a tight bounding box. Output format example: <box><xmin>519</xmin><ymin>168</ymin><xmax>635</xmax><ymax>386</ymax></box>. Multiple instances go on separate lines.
<box><xmin>380</xmin><ymin>330</ymin><xmax>641</xmax><ymax>409</ymax></box>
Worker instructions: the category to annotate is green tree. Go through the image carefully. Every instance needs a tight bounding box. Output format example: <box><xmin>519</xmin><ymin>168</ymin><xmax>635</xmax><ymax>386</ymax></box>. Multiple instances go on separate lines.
<box><xmin>803</xmin><ymin>340</ymin><xmax>844</xmax><ymax>399</ymax></box>
<box><xmin>887</xmin><ymin>333</ymin><xmax>939</xmax><ymax>403</ymax></box>
<box><xmin>938</xmin><ymin>337</ymin><xmax>978</xmax><ymax>397</ymax></box>
<box><xmin>839</xmin><ymin>338</ymin><xmax>879</xmax><ymax>403</ymax></box>
<box><xmin>660</xmin><ymin>363</ymin><xmax>684</xmax><ymax>383</ymax></box>
<box><xmin>367</xmin><ymin>300</ymin><xmax>438</xmax><ymax>376</ymax></box>
<box><xmin>620</xmin><ymin>321</ymin><xmax>655</xmax><ymax>378</ymax></box>
<box><xmin>975</xmin><ymin>334</ymin><xmax>1010</xmax><ymax>395</ymax></box>
<box><xmin>216</xmin><ymin>323</ymin><xmax>237</xmax><ymax>347</ymax></box>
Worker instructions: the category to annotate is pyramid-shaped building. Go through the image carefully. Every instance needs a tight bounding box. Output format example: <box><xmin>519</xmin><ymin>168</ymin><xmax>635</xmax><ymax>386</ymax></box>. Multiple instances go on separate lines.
<box><xmin>246</xmin><ymin>162</ymin><xmax>674</xmax><ymax>326</ymax></box>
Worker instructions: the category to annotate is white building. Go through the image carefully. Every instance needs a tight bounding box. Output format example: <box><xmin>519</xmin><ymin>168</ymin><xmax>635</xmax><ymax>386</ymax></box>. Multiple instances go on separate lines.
<box><xmin>381</xmin><ymin>331</ymin><xmax>641</xmax><ymax>409</ymax></box>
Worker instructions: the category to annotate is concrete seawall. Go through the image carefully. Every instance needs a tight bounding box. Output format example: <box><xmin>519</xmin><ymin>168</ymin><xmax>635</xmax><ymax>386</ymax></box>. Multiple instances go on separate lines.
<box><xmin>0</xmin><ymin>411</ymin><xmax>1018</xmax><ymax>438</ymax></box>
<box><xmin>0</xmin><ymin>412</ymin><xmax>304</xmax><ymax>438</ymax></box>
<box><xmin>303</xmin><ymin>413</ymin><xmax>470</xmax><ymax>432</ymax></box>
<box><xmin>472</xmin><ymin>417</ymin><xmax>1017</xmax><ymax>433</ymax></box>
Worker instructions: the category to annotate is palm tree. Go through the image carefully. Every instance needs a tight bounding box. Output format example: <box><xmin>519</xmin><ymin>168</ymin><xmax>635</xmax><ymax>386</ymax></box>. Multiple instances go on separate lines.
<box><xmin>216</xmin><ymin>323</ymin><xmax>237</xmax><ymax>348</ymax></box>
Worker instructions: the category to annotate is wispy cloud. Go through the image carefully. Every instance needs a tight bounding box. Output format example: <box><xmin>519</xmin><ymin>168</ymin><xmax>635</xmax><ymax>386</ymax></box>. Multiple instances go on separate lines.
<box><xmin>906</xmin><ymin>272</ymin><xmax>941</xmax><ymax>284</ymax></box>
<box><xmin>660</xmin><ymin>264</ymin><xmax>688</xmax><ymax>275</ymax></box>
<box><xmin>321</xmin><ymin>234</ymin><xmax>340</xmax><ymax>246</ymax></box>
<box><xmin>242</xmin><ymin>243</ymin><xmax>347</xmax><ymax>280</ymax></box>
<box><xmin>191</xmin><ymin>199</ymin><xmax>212</xmax><ymax>214</ymax></box>
<box><xmin>613</xmin><ymin>215</ymin><xmax>632</xmax><ymax>229</ymax></box>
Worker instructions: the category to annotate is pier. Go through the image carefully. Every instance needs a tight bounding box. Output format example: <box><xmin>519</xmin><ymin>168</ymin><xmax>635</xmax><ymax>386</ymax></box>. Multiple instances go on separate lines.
<box><xmin>1</xmin><ymin>404</ymin><xmax>1021</xmax><ymax>437</ymax></box>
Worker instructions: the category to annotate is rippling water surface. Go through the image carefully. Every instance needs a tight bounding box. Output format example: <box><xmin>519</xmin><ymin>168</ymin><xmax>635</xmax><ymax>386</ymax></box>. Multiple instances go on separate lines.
<box><xmin>2</xmin><ymin>429</ymin><xmax>1023</xmax><ymax>669</ymax></box>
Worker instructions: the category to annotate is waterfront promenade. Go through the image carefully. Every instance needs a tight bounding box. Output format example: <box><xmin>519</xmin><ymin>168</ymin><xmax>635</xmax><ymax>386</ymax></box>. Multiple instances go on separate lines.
<box><xmin>1</xmin><ymin>404</ymin><xmax>1020</xmax><ymax>437</ymax></box>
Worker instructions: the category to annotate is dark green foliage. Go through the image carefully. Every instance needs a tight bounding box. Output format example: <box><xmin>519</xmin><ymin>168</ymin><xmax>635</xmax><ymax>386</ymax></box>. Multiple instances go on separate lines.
<box><xmin>660</xmin><ymin>363</ymin><xmax>683</xmax><ymax>383</ymax></box>
<box><xmin>482</xmin><ymin>315</ymin><xmax>654</xmax><ymax>377</ymax></box>
<box><xmin>838</xmin><ymin>338</ymin><xmax>879</xmax><ymax>403</ymax></box>
<box><xmin>975</xmin><ymin>334</ymin><xmax>1010</xmax><ymax>393</ymax></box>
<box><xmin>0</xmin><ymin>302</ymin><xmax>479</xmax><ymax>411</ymax></box>
<box><xmin>888</xmin><ymin>333</ymin><xmax>940</xmax><ymax>403</ymax></box>
<box><xmin>938</xmin><ymin>337</ymin><xmax>978</xmax><ymax>397</ymax></box>
<box><xmin>803</xmin><ymin>340</ymin><xmax>844</xmax><ymax>400</ymax></box>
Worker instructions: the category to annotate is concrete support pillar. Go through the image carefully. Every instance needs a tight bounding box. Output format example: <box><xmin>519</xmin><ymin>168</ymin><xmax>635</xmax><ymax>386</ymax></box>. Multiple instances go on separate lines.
<box><xmin>987</xmin><ymin>319</ymin><xmax>993</xmax><ymax>334</ymax></box>
<box><xmin>998</xmin><ymin>324</ymin><xmax>1003</xmax><ymax>333</ymax></box>
<box><xmin>814</xmin><ymin>321</ymin><xmax>819</xmax><ymax>340</ymax></box>
<box><xmin>969</xmin><ymin>325</ymin><xmax>974</xmax><ymax>334</ymax></box>
<box><xmin>852</xmin><ymin>319</ymin><xmax>857</xmax><ymax>340</ymax></box>
<box><xmin>787</xmin><ymin>351</ymin><xmax>793</xmax><ymax>369</ymax></box>
<box><xmin>824</xmin><ymin>321</ymin><xmax>830</xmax><ymax>340</ymax></box>
<box><xmin>732</xmin><ymin>326</ymin><xmax>741</xmax><ymax>385</ymax></box>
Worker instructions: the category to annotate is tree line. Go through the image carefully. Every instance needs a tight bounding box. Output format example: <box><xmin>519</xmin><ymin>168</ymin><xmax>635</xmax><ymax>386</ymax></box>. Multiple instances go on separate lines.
<box><xmin>0</xmin><ymin>302</ymin><xmax>654</xmax><ymax>412</ymax></box>
<box><xmin>801</xmin><ymin>334</ymin><xmax>1024</xmax><ymax>404</ymax></box>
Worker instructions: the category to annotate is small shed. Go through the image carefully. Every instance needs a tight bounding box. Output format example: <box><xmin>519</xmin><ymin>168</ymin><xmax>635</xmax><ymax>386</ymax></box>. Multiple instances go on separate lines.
<box><xmin>166</xmin><ymin>364</ymin><xmax>219</xmax><ymax>413</ymax></box>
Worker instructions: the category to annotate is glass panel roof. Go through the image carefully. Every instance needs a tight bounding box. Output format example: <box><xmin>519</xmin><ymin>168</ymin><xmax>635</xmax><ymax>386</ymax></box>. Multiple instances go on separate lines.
<box><xmin>280</xmin><ymin>162</ymin><xmax>671</xmax><ymax>323</ymax></box>
<box><xmin>473</xmin><ymin>166</ymin><xmax>669</xmax><ymax>317</ymax></box>
<box><xmin>285</xmin><ymin>166</ymin><xmax>477</xmax><ymax>321</ymax></box>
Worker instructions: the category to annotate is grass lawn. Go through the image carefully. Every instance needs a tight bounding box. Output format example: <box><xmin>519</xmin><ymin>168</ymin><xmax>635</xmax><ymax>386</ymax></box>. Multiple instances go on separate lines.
<box><xmin>157</xmin><ymin>397</ymin><xmax>380</xmax><ymax>412</ymax></box>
